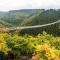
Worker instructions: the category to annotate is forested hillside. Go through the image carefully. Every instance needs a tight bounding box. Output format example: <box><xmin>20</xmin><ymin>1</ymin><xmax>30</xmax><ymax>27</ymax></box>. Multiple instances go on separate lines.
<box><xmin>20</xmin><ymin>9</ymin><xmax>60</xmax><ymax>35</ymax></box>
<box><xmin>21</xmin><ymin>9</ymin><xmax>59</xmax><ymax>26</ymax></box>
<box><xmin>0</xmin><ymin>9</ymin><xmax>60</xmax><ymax>60</ymax></box>
<box><xmin>0</xmin><ymin>9</ymin><xmax>44</xmax><ymax>26</ymax></box>
<box><xmin>0</xmin><ymin>9</ymin><xmax>60</xmax><ymax>35</ymax></box>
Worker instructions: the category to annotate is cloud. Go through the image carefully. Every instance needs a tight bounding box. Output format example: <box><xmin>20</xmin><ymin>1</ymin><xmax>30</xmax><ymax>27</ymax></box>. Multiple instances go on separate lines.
<box><xmin>32</xmin><ymin>0</ymin><xmax>60</xmax><ymax>9</ymax></box>
<box><xmin>0</xmin><ymin>0</ymin><xmax>60</xmax><ymax>11</ymax></box>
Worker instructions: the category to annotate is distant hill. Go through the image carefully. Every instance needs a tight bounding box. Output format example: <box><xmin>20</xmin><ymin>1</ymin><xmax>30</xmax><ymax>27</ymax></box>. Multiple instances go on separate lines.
<box><xmin>20</xmin><ymin>9</ymin><xmax>60</xmax><ymax>35</ymax></box>
<box><xmin>0</xmin><ymin>9</ymin><xmax>44</xmax><ymax>26</ymax></box>
<box><xmin>0</xmin><ymin>20</ymin><xmax>13</xmax><ymax>27</ymax></box>
<box><xmin>21</xmin><ymin>9</ymin><xmax>59</xmax><ymax>26</ymax></box>
<box><xmin>0</xmin><ymin>9</ymin><xmax>60</xmax><ymax>35</ymax></box>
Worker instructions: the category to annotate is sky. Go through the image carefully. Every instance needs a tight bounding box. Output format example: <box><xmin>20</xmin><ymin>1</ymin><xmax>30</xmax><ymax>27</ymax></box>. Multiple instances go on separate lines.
<box><xmin>0</xmin><ymin>0</ymin><xmax>60</xmax><ymax>11</ymax></box>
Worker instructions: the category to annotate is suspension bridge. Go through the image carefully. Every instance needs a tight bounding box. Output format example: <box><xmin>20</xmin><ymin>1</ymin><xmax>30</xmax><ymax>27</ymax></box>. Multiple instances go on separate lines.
<box><xmin>0</xmin><ymin>20</ymin><xmax>60</xmax><ymax>31</ymax></box>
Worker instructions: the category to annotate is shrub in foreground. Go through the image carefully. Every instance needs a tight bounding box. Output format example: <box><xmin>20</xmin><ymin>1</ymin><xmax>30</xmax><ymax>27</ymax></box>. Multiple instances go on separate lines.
<box><xmin>0</xmin><ymin>32</ymin><xmax>60</xmax><ymax>60</ymax></box>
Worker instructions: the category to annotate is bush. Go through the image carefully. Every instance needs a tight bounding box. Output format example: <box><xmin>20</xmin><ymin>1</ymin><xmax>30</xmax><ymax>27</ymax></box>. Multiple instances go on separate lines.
<box><xmin>35</xmin><ymin>44</ymin><xmax>60</xmax><ymax>60</ymax></box>
<box><xmin>0</xmin><ymin>31</ymin><xmax>60</xmax><ymax>60</ymax></box>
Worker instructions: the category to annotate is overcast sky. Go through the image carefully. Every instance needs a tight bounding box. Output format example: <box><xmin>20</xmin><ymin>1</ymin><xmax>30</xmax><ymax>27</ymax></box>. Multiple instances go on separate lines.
<box><xmin>0</xmin><ymin>0</ymin><xmax>60</xmax><ymax>11</ymax></box>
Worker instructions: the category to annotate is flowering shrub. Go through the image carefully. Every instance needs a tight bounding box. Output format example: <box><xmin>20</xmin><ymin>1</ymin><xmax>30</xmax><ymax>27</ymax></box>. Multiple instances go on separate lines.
<box><xmin>0</xmin><ymin>31</ymin><xmax>60</xmax><ymax>60</ymax></box>
<box><xmin>35</xmin><ymin>44</ymin><xmax>60</xmax><ymax>60</ymax></box>
<box><xmin>0</xmin><ymin>33</ymin><xmax>11</xmax><ymax>56</ymax></box>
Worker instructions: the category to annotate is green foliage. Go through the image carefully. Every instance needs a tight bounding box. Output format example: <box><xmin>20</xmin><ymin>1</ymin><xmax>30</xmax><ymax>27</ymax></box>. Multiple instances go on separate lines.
<box><xmin>20</xmin><ymin>9</ymin><xmax>60</xmax><ymax>36</ymax></box>
<box><xmin>0</xmin><ymin>9</ymin><xmax>60</xmax><ymax>60</ymax></box>
<box><xmin>0</xmin><ymin>9</ymin><xmax>44</xmax><ymax>26</ymax></box>
<box><xmin>35</xmin><ymin>44</ymin><xmax>60</xmax><ymax>60</ymax></box>
<box><xmin>0</xmin><ymin>31</ymin><xmax>60</xmax><ymax>60</ymax></box>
